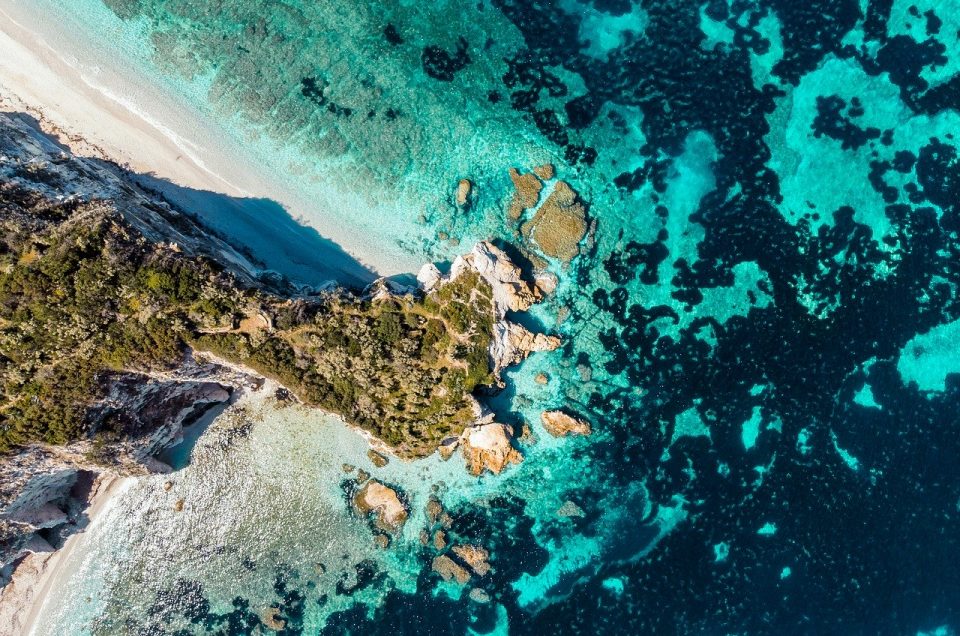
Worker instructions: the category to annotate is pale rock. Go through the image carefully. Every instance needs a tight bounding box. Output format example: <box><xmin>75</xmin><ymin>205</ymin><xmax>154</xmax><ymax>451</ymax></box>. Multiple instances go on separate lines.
<box><xmin>353</xmin><ymin>480</ymin><xmax>408</xmax><ymax>532</ymax></box>
<box><xmin>540</xmin><ymin>410</ymin><xmax>593</xmax><ymax>437</ymax></box>
<box><xmin>459</xmin><ymin>423</ymin><xmax>523</xmax><ymax>476</ymax></box>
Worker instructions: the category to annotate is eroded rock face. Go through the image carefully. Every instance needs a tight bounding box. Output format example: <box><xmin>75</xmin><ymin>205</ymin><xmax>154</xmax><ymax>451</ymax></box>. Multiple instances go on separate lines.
<box><xmin>521</xmin><ymin>181</ymin><xmax>588</xmax><ymax>263</ymax></box>
<box><xmin>450</xmin><ymin>241</ymin><xmax>540</xmax><ymax>316</ymax></box>
<box><xmin>491</xmin><ymin>323</ymin><xmax>562</xmax><ymax>377</ymax></box>
<box><xmin>352</xmin><ymin>480</ymin><xmax>408</xmax><ymax>532</ymax></box>
<box><xmin>459</xmin><ymin>423</ymin><xmax>523</xmax><ymax>476</ymax></box>
<box><xmin>0</xmin><ymin>375</ymin><xmax>235</xmax><ymax>572</ymax></box>
<box><xmin>540</xmin><ymin>410</ymin><xmax>593</xmax><ymax>437</ymax></box>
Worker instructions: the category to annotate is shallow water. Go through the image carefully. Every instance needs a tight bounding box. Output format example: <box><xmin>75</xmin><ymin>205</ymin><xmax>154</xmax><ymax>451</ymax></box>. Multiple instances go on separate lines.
<box><xmin>24</xmin><ymin>0</ymin><xmax>960</xmax><ymax>633</ymax></box>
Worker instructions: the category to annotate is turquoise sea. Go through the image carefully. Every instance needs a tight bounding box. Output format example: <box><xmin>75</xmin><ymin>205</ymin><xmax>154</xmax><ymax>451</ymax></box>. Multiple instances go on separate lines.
<box><xmin>18</xmin><ymin>0</ymin><xmax>960</xmax><ymax>633</ymax></box>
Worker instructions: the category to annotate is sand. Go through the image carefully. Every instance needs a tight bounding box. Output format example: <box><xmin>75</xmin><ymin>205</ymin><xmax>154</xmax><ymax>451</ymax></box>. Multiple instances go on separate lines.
<box><xmin>0</xmin><ymin>474</ymin><xmax>132</xmax><ymax>636</ymax></box>
<box><xmin>0</xmin><ymin>2</ymin><xmax>416</xmax><ymax>281</ymax></box>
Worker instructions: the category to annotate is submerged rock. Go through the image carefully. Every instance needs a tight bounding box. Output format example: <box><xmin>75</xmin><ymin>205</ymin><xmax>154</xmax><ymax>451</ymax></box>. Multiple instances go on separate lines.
<box><xmin>367</xmin><ymin>449</ymin><xmax>389</xmax><ymax>468</ymax></box>
<box><xmin>557</xmin><ymin>500</ymin><xmax>586</xmax><ymax>518</ymax></box>
<box><xmin>262</xmin><ymin>607</ymin><xmax>286</xmax><ymax>631</ymax></box>
<box><xmin>452</xmin><ymin>544</ymin><xmax>491</xmax><ymax>576</ymax></box>
<box><xmin>521</xmin><ymin>180</ymin><xmax>588</xmax><ymax>263</ymax></box>
<box><xmin>459</xmin><ymin>423</ymin><xmax>523</xmax><ymax>476</ymax></box>
<box><xmin>352</xmin><ymin>480</ymin><xmax>408</xmax><ymax>532</ymax></box>
<box><xmin>540</xmin><ymin>410</ymin><xmax>593</xmax><ymax>437</ymax></box>
<box><xmin>469</xmin><ymin>588</ymin><xmax>492</xmax><ymax>604</ymax></box>
<box><xmin>432</xmin><ymin>554</ymin><xmax>472</xmax><ymax>585</ymax></box>
<box><xmin>507</xmin><ymin>168</ymin><xmax>543</xmax><ymax>220</ymax></box>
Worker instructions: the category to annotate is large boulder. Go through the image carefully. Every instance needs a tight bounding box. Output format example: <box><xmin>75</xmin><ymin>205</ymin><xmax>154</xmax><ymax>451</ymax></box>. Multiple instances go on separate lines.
<box><xmin>432</xmin><ymin>554</ymin><xmax>472</xmax><ymax>585</ymax></box>
<box><xmin>452</xmin><ymin>544</ymin><xmax>491</xmax><ymax>576</ymax></box>
<box><xmin>540</xmin><ymin>410</ymin><xmax>593</xmax><ymax>437</ymax></box>
<box><xmin>352</xmin><ymin>480</ymin><xmax>408</xmax><ymax>532</ymax></box>
<box><xmin>521</xmin><ymin>181</ymin><xmax>588</xmax><ymax>263</ymax></box>
<box><xmin>459</xmin><ymin>423</ymin><xmax>522</xmax><ymax>476</ymax></box>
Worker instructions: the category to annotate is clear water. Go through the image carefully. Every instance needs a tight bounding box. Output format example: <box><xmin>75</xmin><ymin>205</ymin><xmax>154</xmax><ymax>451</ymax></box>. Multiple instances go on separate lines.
<box><xmin>19</xmin><ymin>0</ymin><xmax>960</xmax><ymax>633</ymax></box>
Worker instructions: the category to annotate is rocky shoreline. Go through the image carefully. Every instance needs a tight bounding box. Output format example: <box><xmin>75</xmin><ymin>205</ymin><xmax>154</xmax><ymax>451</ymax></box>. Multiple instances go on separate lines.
<box><xmin>0</xmin><ymin>111</ymin><xmax>565</xmax><ymax>590</ymax></box>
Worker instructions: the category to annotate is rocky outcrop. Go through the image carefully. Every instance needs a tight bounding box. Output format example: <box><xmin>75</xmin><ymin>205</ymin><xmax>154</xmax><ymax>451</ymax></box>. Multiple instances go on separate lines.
<box><xmin>451</xmin><ymin>544</ymin><xmax>491</xmax><ymax>576</ymax></box>
<box><xmin>447</xmin><ymin>241</ymin><xmax>540</xmax><ymax>316</ymax></box>
<box><xmin>352</xmin><ymin>480</ymin><xmax>408</xmax><ymax>532</ymax></box>
<box><xmin>521</xmin><ymin>181</ymin><xmax>588</xmax><ymax>263</ymax></box>
<box><xmin>432</xmin><ymin>554</ymin><xmax>472</xmax><ymax>585</ymax></box>
<box><xmin>540</xmin><ymin>410</ymin><xmax>593</xmax><ymax>437</ymax></box>
<box><xmin>459</xmin><ymin>422</ymin><xmax>523</xmax><ymax>476</ymax></box>
<box><xmin>0</xmin><ymin>375</ymin><xmax>235</xmax><ymax>574</ymax></box>
<box><xmin>491</xmin><ymin>322</ymin><xmax>562</xmax><ymax>378</ymax></box>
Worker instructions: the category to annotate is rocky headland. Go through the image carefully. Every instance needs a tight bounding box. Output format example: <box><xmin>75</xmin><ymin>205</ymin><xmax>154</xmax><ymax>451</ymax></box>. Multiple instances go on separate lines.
<box><xmin>0</xmin><ymin>112</ymin><xmax>559</xmax><ymax>579</ymax></box>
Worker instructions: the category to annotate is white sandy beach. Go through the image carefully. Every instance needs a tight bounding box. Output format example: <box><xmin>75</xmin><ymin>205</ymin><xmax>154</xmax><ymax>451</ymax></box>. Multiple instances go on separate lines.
<box><xmin>0</xmin><ymin>1</ymin><xmax>418</xmax><ymax>281</ymax></box>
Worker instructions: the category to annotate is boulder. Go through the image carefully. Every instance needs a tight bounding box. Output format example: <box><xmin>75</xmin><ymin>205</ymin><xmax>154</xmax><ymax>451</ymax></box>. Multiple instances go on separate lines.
<box><xmin>507</xmin><ymin>168</ymin><xmax>543</xmax><ymax>220</ymax></box>
<box><xmin>521</xmin><ymin>180</ymin><xmax>588</xmax><ymax>263</ymax></box>
<box><xmin>353</xmin><ymin>480</ymin><xmax>408</xmax><ymax>532</ymax></box>
<box><xmin>459</xmin><ymin>423</ymin><xmax>523</xmax><ymax>476</ymax></box>
<box><xmin>456</xmin><ymin>179</ymin><xmax>473</xmax><ymax>207</ymax></box>
<box><xmin>432</xmin><ymin>554</ymin><xmax>471</xmax><ymax>585</ymax></box>
<box><xmin>540</xmin><ymin>410</ymin><xmax>592</xmax><ymax>437</ymax></box>
<box><xmin>452</xmin><ymin>544</ymin><xmax>491</xmax><ymax>576</ymax></box>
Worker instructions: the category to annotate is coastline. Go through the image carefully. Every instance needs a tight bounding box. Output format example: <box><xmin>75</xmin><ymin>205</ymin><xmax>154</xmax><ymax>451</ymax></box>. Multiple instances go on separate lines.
<box><xmin>1</xmin><ymin>474</ymin><xmax>132</xmax><ymax>636</ymax></box>
<box><xmin>0</xmin><ymin>1</ymin><xmax>417</xmax><ymax>281</ymax></box>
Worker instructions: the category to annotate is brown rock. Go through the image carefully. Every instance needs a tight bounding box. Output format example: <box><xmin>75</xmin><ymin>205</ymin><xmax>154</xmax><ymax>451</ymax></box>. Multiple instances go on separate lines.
<box><xmin>352</xmin><ymin>480</ymin><xmax>408</xmax><ymax>532</ymax></box>
<box><xmin>540</xmin><ymin>410</ymin><xmax>593</xmax><ymax>437</ymax></box>
<box><xmin>426</xmin><ymin>496</ymin><xmax>444</xmax><ymax>524</ymax></box>
<box><xmin>533</xmin><ymin>163</ymin><xmax>555</xmax><ymax>180</ymax></box>
<box><xmin>469</xmin><ymin>588</ymin><xmax>492</xmax><ymax>604</ymax></box>
<box><xmin>456</xmin><ymin>179</ymin><xmax>473</xmax><ymax>207</ymax></box>
<box><xmin>507</xmin><ymin>168</ymin><xmax>543</xmax><ymax>220</ymax></box>
<box><xmin>356</xmin><ymin>469</ymin><xmax>371</xmax><ymax>483</ymax></box>
<box><xmin>460</xmin><ymin>423</ymin><xmax>523</xmax><ymax>476</ymax></box>
<box><xmin>521</xmin><ymin>180</ymin><xmax>588</xmax><ymax>263</ymax></box>
<box><xmin>440</xmin><ymin>512</ymin><xmax>454</xmax><ymax>529</ymax></box>
<box><xmin>162</xmin><ymin>480</ymin><xmax>173</xmax><ymax>491</ymax></box>
<box><xmin>342</xmin><ymin>464</ymin><xmax>356</xmax><ymax>473</ymax></box>
<box><xmin>373</xmin><ymin>533</ymin><xmax>391</xmax><ymax>549</ymax></box>
<box><xmin>433</xmin><ymin>554</ymin><xmax>472</xmax><ymax>585</ymax></box>
<box><xmin>420</xmin><ymin>530</ymin><xmax>430</xmax><ymax>546</ymax></box>
<box><xmin>262</xmin><ymin>607</ymin><xmax>285</xmax><ymax>631</ymax></box>
<box><xmin>173</xmin><ymin>499</ymin><xmax>184</xmax><ymax>512</ymax></box>
<box><xmin>452</xmin><ymin>545</ymin><xmax>491</xmax><ymax>576</ymax></box>
<box><xmin>534</xmin><ymin>373</ymin><xmax>549</xmax><ymax>385</ymax></box>
<box><xmin>433</xmin><ymin>530</ymin><xmax>448</xmax><ymax>551</ymax></box>
<box><xmin>367</xmin><ymin>449</ymin><xmax>389</xmax><ymax>468</ymax></box>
